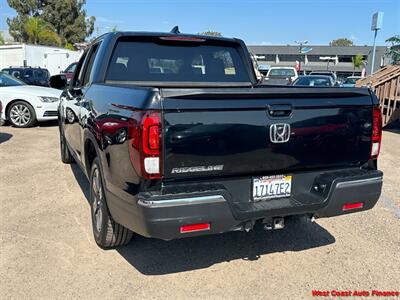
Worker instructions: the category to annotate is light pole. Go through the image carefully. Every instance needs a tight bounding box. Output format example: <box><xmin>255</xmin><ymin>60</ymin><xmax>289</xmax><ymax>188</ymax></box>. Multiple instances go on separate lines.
<box><xmin>370</xmin><ymin>12</ymin><xmax>384</xmax><ymax>74</ymax></box>
<box><xmin>295</xmin><ymin>40</ymin><xmax>311</xmax><ymax>75</ymax></box>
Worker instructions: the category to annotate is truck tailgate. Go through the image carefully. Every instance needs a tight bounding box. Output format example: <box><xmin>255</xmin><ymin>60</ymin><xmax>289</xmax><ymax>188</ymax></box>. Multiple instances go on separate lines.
<box><xmin>162</xmin><ymin>87</ymin><xmax>374</xmax><ymax>180</ymax></box>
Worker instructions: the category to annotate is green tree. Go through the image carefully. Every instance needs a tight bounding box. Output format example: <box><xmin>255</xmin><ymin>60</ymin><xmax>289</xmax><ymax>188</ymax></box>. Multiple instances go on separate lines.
<box><xmin>198</xmin><ymin>30</ymin><xmax>222</xmax><ymax>37</ymax></box>
<box><xmin>7</xmin><ymin>0</ymin><xmax>95</xmax><ymax>45</ymax></box>
<box><xmin>6</xmin><ymin>0</ymin><xmax>47</xmax><ymax>42</ymax></box>
<box><xmin>7</xmin><ymin>15</ymin><xmax>29</xmax><ymax>42</ymax></box>
<box><xmin>41</xmin><ymin>0</ymin><xmax>95</xmax><ymax>45</ymax></box>
<box><xmin>65</xmin><ymin>42</ymin><xmax>75</xmax><ymax>50</ymax></box>
<box><xmin>351</xmin><ymin>54</ymin><xmax>364</xmax><ymax>75</ymax></box>
<box><xmin>329</xmin><ymin>38</ymin><xmax>354</xmax><ymax>47</ymax></box>
<box><xmin>0</xmin><ymin>32</ymin><xmax>5</xmax><ymax>45</ymax></box>
<box><xmin>385</xmin><ymin>35</ymin><xmax>400</xmax><ymax>65</ymax></box>
<box><xmin>38</xmin><ymin>29</ymin><xmax>61</xmax><ymax>46</ymax></box>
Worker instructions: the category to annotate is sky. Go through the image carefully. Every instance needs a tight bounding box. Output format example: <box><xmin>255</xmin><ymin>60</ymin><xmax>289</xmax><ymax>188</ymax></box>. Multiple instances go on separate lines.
<box><xmin>1</xmin><ymin>0</ymin><xmax>399</xmax><ymax>46</ymax></box>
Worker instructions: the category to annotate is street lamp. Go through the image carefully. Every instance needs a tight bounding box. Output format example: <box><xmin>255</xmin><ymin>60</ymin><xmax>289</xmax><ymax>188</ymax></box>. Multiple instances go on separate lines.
<box><xmin>370</xmin><ymin>12</ymin><xmax>384</xmax><ymax>74</ymax></box>
<box><xmin>294</xmin><ymin>40</ymin><xmax>311</xmax><ymax>74</ymax></box>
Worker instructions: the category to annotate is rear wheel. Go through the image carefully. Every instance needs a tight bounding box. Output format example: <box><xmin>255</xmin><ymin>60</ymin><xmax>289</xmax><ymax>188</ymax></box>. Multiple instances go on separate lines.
<box><xmin>8</xmin><ymin>101</ymin><xmax>36</xmax><ymax>128</ymax></box>
<box><xmin>90</xmin><ymin>158</ymin><xmax>133</xmax><ymax>248</ymax></box>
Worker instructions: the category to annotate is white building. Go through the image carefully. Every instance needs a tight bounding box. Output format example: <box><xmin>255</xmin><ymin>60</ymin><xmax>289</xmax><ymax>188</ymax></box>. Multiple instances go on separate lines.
<box><xmin>0</xmin><ymin>44</ymin><xmax>82</xmax><ymax>75</ymax></box>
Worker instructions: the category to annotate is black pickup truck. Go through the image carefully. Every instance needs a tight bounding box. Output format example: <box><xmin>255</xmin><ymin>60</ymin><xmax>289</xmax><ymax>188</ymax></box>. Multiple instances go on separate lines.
<box><xmin>50</xmin><ymin>31</ymin><xmax>383</xmax><ymax>249</ymax></box>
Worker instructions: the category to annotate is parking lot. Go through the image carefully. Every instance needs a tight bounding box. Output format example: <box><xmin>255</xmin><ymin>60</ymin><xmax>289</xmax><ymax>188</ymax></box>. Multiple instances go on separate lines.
<box><xmin>0</xmin><ymin>123</ymin><xmax>399</xmax><ymax>299</ymax></box>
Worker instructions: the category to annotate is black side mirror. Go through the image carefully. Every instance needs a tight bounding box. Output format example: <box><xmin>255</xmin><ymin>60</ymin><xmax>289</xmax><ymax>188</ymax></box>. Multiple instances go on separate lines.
<box><xmin>49</xmin><ymin>74</ymin><xmax>68</xmax><ymax>90</ymax></box>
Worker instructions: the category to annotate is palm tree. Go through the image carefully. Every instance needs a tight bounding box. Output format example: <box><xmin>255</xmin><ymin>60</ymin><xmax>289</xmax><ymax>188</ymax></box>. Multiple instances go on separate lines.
<box><xmin>351</xmin><ymin>54</ymin><xmax>364</xmax><ymax>76</ymax></box>
<box><xmin>24</xmin><ymin>17</ymin><xmax>60</xmax><ymax>46</ymax></box>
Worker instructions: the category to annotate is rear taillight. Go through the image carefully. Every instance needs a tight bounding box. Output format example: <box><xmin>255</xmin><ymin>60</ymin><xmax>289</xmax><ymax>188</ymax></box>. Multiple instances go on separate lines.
<box><xmin>129</xmin><ymin>111</ymin><xmax>162</xmax><ymax>179</ymax></box>
<box><xmin>142</xmin><ymin>112</ymin><xmax>161</xmax><ymax>178</ymax></box>
<box><xmin>142</xmin><ymin>114</ymin><xmax>160</xmax><ymax>155</ymax></box>
<box><xmin>370</xmin><ymin>106</ymin><xmax>382</xmax><ymax>159</ymax></box>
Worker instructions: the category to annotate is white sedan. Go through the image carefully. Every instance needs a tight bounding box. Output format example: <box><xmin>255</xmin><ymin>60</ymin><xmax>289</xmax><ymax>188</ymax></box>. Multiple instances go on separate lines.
<box><xmin>0</xmin><ymin>72</ymin><xmax>62</xmax><ymax>128</ymax></box>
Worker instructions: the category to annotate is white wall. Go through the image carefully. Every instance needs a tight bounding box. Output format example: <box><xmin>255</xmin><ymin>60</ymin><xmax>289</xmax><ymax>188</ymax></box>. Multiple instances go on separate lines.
<box><xmin>0</xmin><ymin>44</ymin><xmax>82</xmax><ymax>75</ymax></box>
<box><xmin>0</xmin><ymin>45</ymin><xmax>24</xmax><ymax>70</ymax></box>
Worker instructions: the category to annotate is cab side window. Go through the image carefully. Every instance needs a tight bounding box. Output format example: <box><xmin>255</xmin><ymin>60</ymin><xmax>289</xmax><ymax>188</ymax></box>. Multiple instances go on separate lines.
<box><xmin>72</xmin><ymin>51</ymin><xmax>88</xmax><ymax>87</ymax></box>
<box><xmin>81</xmin><ymin>43</ymin><xmax>101</xmax><ymax>87</ymax></box>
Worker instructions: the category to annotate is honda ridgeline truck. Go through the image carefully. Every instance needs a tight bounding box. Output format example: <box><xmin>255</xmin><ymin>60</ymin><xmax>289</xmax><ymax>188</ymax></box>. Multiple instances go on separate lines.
<box><xmin>50</xmin><ymin>31</ymin><xmax>383</xmax><ymax>248</ymax></box>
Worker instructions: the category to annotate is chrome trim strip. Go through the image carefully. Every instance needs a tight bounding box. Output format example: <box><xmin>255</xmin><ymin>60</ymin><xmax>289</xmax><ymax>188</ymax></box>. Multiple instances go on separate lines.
<box><xmin>138</xmin><ymin>195</ymin><xmax>226</xmax><ymax>208</ymax></box>
<box><xmin>336</xmin><ymin>176</ymin><xmax>383</xmax><ymax>188</ymax></box>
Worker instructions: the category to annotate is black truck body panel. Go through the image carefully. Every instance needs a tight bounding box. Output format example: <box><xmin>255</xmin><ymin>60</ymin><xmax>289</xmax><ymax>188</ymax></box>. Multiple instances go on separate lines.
<box><xmin>58</xmin><ymin>31</ymin><xmax>383</xmax><ymax>241</ymax></box>
<box><xmin>162</xmin><ymin>89</ymin><xmax>373</xmax><ymax>180</ymax></box>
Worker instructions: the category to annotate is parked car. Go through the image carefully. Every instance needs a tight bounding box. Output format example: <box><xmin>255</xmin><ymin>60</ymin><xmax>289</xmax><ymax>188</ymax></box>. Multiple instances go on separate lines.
<box><xmin>0</xmin><ymin>72</ymin><xmax>61</xmax><ymax>127</ymax></box>
<box><xmin>292</xmin><ymin>75</ymin><xmax>335</xmax><ymax>87</ymax></box>
<box><xmin>61</xmin><ymin>62</ymin><xmax>77</xmax><ymax>82</ymax></box>
<box><xmin>264</xmin><ymin>67</ymin><xmax>298</xmax><ymax>85</ymax></box>
<box><xmin>309</xmin><ymin>70</ymin><xmax>337</xmax><ymax>83</ymax></box>
<box><xmin>51</xmin><ymin>31</ymin><xmax>383</xmax><ymax>249</ymax></box>
<box><xmin>2</xmin><ymin>67</ymin><xmax>51</xmax><ymax>87</ymax></box>
<box><xmin>342</xmin><ymin>76</ymin><xmax>362</xmax><ymax>87</ymax></box>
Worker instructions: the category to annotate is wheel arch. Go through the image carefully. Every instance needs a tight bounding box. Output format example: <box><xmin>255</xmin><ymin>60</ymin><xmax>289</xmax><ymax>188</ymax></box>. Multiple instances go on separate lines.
<box><xmin>5</xmin><ymin>99</ymin><xmax>35</xmax><ymax>118</ymax></box>
<box><xmin>83</xmin><ymin>130</ymin><xmax>103</xmax><ymax>178</ymax></box>
<box><xmin>84</xmin><ymin>137</ymin><xmax>98</xmax><ymax>177</ymax></box>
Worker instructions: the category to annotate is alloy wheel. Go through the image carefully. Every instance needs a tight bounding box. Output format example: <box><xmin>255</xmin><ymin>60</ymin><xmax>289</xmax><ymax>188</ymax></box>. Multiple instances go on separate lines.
<box><xmin>10</xmin><ymin>104</ymin><xmax>31</xmax><ymax>127</ymax></box>
<box><xmin>92</xmin><ymin>167</ymin><xmax>103</xmax><ymax>233</ymax></box>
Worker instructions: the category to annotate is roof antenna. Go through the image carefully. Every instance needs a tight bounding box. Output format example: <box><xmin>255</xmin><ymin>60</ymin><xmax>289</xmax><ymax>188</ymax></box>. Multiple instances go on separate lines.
<box><xmin>170</xmin><ymin>26</ymin><xmax>180</xmax><ymax>34</ymax></box>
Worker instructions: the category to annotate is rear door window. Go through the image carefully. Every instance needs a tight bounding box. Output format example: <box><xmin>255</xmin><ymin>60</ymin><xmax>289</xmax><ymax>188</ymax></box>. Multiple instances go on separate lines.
<box><xmin>106</xmin><ymin>37</ymin><xmax>250</xmax><ymax>84</ymax></box>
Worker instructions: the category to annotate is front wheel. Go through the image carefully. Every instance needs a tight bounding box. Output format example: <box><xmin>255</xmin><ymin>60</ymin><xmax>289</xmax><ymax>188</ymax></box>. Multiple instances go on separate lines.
<box><xmin>90</xmin><ymin>158</ymin><xmax>133</xmax><ymax>248</ymax></box>
<box><xmin>59</xmin><ymin>127</ymin><xmax>74</xmax><ymax>164</ymax></box>
<box><xmin>8</xmin><ymin>101</ymin><xmax>36</xmax><ymax>128</ymax></box>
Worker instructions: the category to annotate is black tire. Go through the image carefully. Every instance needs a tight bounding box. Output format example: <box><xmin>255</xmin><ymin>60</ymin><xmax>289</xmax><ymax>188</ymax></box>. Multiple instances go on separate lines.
<box><xmin>8</xmin><ymin>101</ymin><xmax>36</xmax><ymax>128</ymax></box>
<box><xmin>90</xmin><ymin>157</ymin><xmax>133</xmax><ymax>248</ymax></box>
<box><xmin>59</xmin><ymin>127</ymin><xmax>74</xmax><ymax>163</ymax></box>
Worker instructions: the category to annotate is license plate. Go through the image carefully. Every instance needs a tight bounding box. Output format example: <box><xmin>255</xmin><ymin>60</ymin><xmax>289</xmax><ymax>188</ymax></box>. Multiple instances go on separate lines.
<box><xmin>252</xmin><ymin>175</ymin><xmax>292</xmax><ymax>201</ymax></box>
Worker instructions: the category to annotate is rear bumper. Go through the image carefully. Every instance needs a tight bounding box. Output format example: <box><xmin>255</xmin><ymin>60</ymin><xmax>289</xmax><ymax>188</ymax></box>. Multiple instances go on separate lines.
<box><xmin>107</xmin><ymin>169</ymin><xmax>382</xmax><ymax>240</ymax></box>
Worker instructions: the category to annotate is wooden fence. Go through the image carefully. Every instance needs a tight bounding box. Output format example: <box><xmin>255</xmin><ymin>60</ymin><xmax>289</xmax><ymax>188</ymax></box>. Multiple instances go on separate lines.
<box><xmin>356</xmin><ymin>65</ymin><xmax>400</xmax><ymax>127</ymax></box>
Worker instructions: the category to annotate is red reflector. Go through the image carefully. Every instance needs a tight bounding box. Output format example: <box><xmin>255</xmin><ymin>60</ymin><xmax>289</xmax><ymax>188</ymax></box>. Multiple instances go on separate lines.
<box><xmin>342</xmin><ymin>202</ymin><xmax>364</xmax><ymax>211</ymax></box>
<box><xmin>180</xmin><ymin>223</ymin><xmax>210</xmax><ymax>233</ymax></box>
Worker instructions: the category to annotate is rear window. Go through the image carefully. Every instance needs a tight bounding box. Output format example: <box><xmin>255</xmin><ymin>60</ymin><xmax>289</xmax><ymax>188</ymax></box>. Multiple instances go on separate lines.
<box><xmin>106</xmin><ymin>38</ymin><xmax>250</xmax><ymax>84</ymax></box>
<box><xmin>344</xmin><ymin>78</ymin><xmax>358</xmax><ymax>84</ymax></box>
<box><xmin>293</xmin><ymin>76</ymin><xmax>333</xmax><ymax>87</ymax></box>
<box><xmin>268</xmin><ymin>69</ymin><xmax>295</xmax><ymax>77</ymax></box>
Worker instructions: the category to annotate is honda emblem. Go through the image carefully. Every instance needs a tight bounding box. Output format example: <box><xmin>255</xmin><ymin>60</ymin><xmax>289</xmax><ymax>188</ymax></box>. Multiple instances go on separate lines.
<box><xmin>270</xmin><ymin>123</ymin><xmax>291</xmax><ymax>143</ymax></box>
